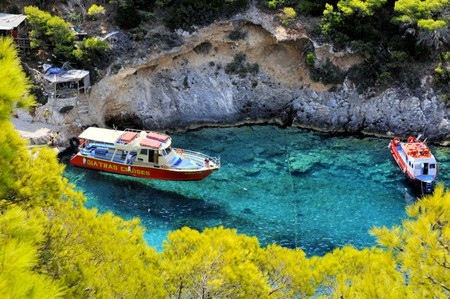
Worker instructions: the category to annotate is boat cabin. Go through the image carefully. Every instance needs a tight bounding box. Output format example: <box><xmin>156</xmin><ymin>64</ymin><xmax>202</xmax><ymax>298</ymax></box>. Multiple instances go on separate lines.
<box><xmin>402</xmin><ymin>143</ymin><xmax>437</xmax><ymax>178</ymax></box>
<box><xmin>114</xmin><ymin>130</ymin><xmax>177</xmax><ymax>166</ymax></box>
<box><xmin>77</xmin><ymin>127</ymin><xmax>205</xmax><ymax>171</ymax></box>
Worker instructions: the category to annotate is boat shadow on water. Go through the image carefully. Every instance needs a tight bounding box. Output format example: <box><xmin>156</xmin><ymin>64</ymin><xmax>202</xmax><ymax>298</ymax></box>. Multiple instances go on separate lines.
<box><xmin>62</xmin><ymin>155</ymin><xmax>257</xmax><ymax>232</ymax></box>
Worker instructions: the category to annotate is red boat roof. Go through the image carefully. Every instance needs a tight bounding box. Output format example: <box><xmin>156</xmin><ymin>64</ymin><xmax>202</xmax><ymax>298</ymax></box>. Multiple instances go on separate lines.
<box><xmin>402</xmin><ymin>143</ymin><xmax>432</xmax><ymax>158</ymax></box>
<box><xmin>140</xmin><ymin>139</ymin><xmax>162</xmax><ymax>149</ymax></box>
<box><xmin>119</xmin><ymin>132</ymin><xmax>138</xmax><ymax>143</ymax></box>
<box><xmin>147</xmin><ymin>132</ymin><xmax>170</xmax><ymax>142</ymax></box>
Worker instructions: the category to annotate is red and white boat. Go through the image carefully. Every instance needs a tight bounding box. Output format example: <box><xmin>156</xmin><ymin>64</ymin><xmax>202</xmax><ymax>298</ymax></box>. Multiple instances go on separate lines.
<box><xmin>389</xmin><ymin>135</ymin><xmax>438</xmax><ymax>193</ymax></box>
<box><xmin>70</xmin><ymin>127</ymin><xmax>220</xmax><ymax>181</ymax></box>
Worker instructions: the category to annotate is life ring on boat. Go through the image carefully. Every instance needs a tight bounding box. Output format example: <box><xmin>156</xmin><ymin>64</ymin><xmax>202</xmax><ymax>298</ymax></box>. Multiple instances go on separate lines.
<box><xmin>69</xmin><ymin>137</ymin><xmax>80</xmax><ymax>148</ymax></box>
<box><xmin>407</xmin><ymin>136</ymin><xmax>415</xmax><ymax>143</ymax></box>
<box><xmin>175</xmin><ymin>149</ymin><xmax>183</xmax><ymax>155</ymax></box>
<box><xmin>393</xmin><ymin>137</ymin><xmax>400</xmax><ymax>145</ymax></box>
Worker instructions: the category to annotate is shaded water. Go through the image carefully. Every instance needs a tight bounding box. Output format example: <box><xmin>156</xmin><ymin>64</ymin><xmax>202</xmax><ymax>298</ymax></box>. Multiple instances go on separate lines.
<box><xmin>62</xmin><ymin>126</ymin><xmax>450</xmax><ymax>256</ymax></box>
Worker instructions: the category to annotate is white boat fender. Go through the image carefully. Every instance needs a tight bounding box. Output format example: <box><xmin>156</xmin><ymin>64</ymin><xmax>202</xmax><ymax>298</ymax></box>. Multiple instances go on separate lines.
<box><xmin>82</xmin><ymin>157</ymin><xmax>86</xmax><ymax>164</ymax></box>
<box><xmin>128</xmin><ymin>165</ymin><xmax>131</xmax><ymax>172</ymax></box>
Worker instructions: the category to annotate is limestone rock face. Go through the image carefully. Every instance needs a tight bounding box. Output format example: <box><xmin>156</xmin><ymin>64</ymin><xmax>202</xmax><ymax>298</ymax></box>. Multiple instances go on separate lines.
<box><xmin>84</xmin><ymin>8</ymin><xmax>450</xmax><ymax>142</ymax></box>
<box><xmin>292</xmin><ymin>88</ymin><xmax>450</xmax><ymax>140</ymax></box>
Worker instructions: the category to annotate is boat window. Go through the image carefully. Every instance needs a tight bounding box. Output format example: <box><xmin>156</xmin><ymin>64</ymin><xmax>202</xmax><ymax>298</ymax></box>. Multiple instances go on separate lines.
<box><xmin>140</xmin><ymin>149</ymin><xmax>148</xmax><ymax>155</ymax></box>
<box><xmin>166</xmin><ymin>147</ymin><xmax>172</xmax><ymax>154</ymax></box>
<box><xmin>430</xmin><ymin>164</ymin><xmax>436</xmax><ymax>169</ymax></box>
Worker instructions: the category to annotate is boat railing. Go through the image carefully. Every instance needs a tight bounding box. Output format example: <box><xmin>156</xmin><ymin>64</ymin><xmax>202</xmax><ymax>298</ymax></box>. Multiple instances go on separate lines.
<box><xmin>178</xmin><ymin>148</ymin><xmax>221</xmax><ymax>168</ymax></box>
<box><xmin>83</xmin><ymin>141</ymin><xmax>115</xmax><ymax>150</ymax></box>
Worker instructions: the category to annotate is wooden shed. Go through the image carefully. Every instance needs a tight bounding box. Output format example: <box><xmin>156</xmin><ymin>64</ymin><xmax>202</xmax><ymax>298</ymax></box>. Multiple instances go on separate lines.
<box><xmin>0</xmin><ymin>13</ymin><xmax>29</xmax><ymax>49</ymax></box>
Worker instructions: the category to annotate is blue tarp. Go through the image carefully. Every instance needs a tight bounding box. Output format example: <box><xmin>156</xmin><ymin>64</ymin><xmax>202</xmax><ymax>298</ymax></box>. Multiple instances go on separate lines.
<box><xmin>45</xmin><ymin>67</ymin><xmax>62</xmax><ymax>75</ymax></box>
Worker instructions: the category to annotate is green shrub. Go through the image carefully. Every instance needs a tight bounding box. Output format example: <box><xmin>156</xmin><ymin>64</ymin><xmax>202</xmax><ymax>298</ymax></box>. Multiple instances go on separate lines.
<box><xmin>225</xmin><ymin>52</ymin><xmax>259</xmax><ymax>77</ymax></box>
<box><xmin>377</xmin><ymin>71</ymin><xmax>393</xmax><ymax>85</ymax></box>
<box><xmin>434</xmin><ymin>67</ymin><xmax>450</xmax><ymax>85</ymax></box>
<box><xmin>87</xmin><ymin>4</ymin><xmax>105</xmax><ymax>19</ymax></box>
<box><xmin>309</xmin><ymin>59</ymin><xmax>346</xmax><ymax>85</ymax></box>
<box><xmin>306</xmin><ymin>52</ymin><xmax>315</xmax><ymax>66</ymax></box>
<box><xmin>30</xmin><ymin>85</ymin><xmax>47</xmax><ymax>105</ymax></box>
<box><xmin>73</xmin><ymin>37</ymin><xmax>110</xmax><ymax>68</ymax></box>
<box><xmin>25</xmin><ymin>6</ymin><xmax>75</xmax><ymax>61</ymax></box>
<box><xmin>441</xmin><ymin>93</ymin><xmax>450</xmax><ymax>103</ymax></box>
<box><xmin>261</xmin><ymin>0</ymin><xmax>295</xmax><ymax>9</ymax></box>
<box><xmin>282</xmin><ymin>7</ymin><xmax>296</xmax><ymax>26</ymax></box>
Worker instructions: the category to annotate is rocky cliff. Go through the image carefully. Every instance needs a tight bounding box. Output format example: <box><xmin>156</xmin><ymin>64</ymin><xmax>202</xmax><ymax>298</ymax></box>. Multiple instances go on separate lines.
<box><xmin>83</xmin><ymin>7</ymin><xmax>450</xmax><ymax>142</ymax></box>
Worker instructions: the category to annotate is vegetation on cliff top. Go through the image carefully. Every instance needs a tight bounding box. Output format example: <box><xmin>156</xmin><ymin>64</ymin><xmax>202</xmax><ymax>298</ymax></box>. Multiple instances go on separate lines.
<box><xmin>16</xmin><ymin>0</ymin><xmax>450</xmax><ymax>93</ymax></box>
<box><xmin>2</xmin><ymin>36</ymin><xmax>450</xmax><ymax>297</ymax></box>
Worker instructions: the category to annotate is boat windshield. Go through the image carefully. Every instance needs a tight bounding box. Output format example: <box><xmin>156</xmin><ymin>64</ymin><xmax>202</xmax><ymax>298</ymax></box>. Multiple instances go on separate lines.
<box><xmin>162</xmin><ymin>147</ymin><xmax>172</xmax><ymax>155</ymax></box>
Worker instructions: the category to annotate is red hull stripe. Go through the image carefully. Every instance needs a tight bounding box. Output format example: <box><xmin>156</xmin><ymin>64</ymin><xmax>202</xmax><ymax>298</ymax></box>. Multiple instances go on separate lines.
<box><xmin>70</xmin><ymin>155</ymin><xmax>213</xmax><ymax>181</ymax></box>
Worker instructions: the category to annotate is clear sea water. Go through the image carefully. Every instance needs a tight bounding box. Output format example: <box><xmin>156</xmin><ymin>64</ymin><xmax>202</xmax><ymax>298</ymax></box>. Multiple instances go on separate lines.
<box><xmin>62</xmin><ymin>126</ymin><xmax>450</xmax><ymax>257</ymax></box>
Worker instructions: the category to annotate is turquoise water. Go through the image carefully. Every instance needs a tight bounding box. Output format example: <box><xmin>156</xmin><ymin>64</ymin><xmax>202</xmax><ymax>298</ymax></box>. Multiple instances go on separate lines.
<box><xmin>62</xmin><ymin>126</ymin><xmax>450</xmax><ymax>257</ymax></box>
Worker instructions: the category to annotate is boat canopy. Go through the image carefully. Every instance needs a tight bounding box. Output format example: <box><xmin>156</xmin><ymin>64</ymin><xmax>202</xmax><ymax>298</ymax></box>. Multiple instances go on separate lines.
<box><xmin>79</xmin><ymin>127</ymin><xmax>172</xmax><ymax>150</ymax></box>
<box><xmin>79</xmin><ymin>127</ymin><xmax>123</xmax><ymax>144</ymax></box>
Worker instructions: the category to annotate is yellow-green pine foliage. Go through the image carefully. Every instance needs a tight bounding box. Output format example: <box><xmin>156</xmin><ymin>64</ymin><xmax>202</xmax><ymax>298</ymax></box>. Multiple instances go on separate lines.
<box><xmin>161</xmin><ymin>226</ymin><xmax>272</xmax><ymax>298</ymax></box>
<box><xmin>371</xmin><ymin>183</ymin><xmax>450</xmax><ymax>298</ymax></box>
<box><xmin>0</xmin><ymin>37</ymin><xmax>34</xmax><ymax>118</ymax></box>
<box><xmin>337</xmin><ymin>0</ymin><xmax>388</xmax><ymax>16</ymax></box>
<box><xmin>394</xmin><ymin>0</ymin><xmax>450</xmax><ymax>28</ymax></box>
<box><xmin>0</xmin><ymin>37</ymin><xmax>165</xmax><ymax>297</ymax></box>
<box><xmin>87</xmin><ymin>4</ymin><xmax>106</xmax><ymax>16</ymax></box>
<box><xmin>321</xmin><ymin>0</ymin><xmax>387</xmax><ymax>35</ymax></box>
<box><xmin>282</xmin><ymin>7</ymin><xmax>296</xmax><ymax>26</ymax></box>
<box><xmin>258</xmin><ymin>244</ymin><xmax>318</xmax><ymax>298</ymax></box>
<box><xmin>313</xmin><ymin>246</ymin><xmax>406</xmax><ymax>298</ymax></box>
<box><xmin>42</xmin><ymin>203</ymin><xmax>165</xmax><ymax>298</ymax></box>
<box><xmin>0</xmin><ymin>206</ymin><xmax>65</xmax><ymax>298</ymax></box>
<box><xmin>24</xmin><ymin>6</ymin><xmax>54</xmax><ymax>49</ymax></box>
<box><xmin>0</xmin><ymin>37</ymin><xmax>35</xmax><ymax>203</ymax></box>
<box><xmin>24</xmin><ymin>6</ymin><xmax>75</xmax><ymax>59</ymax></box>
